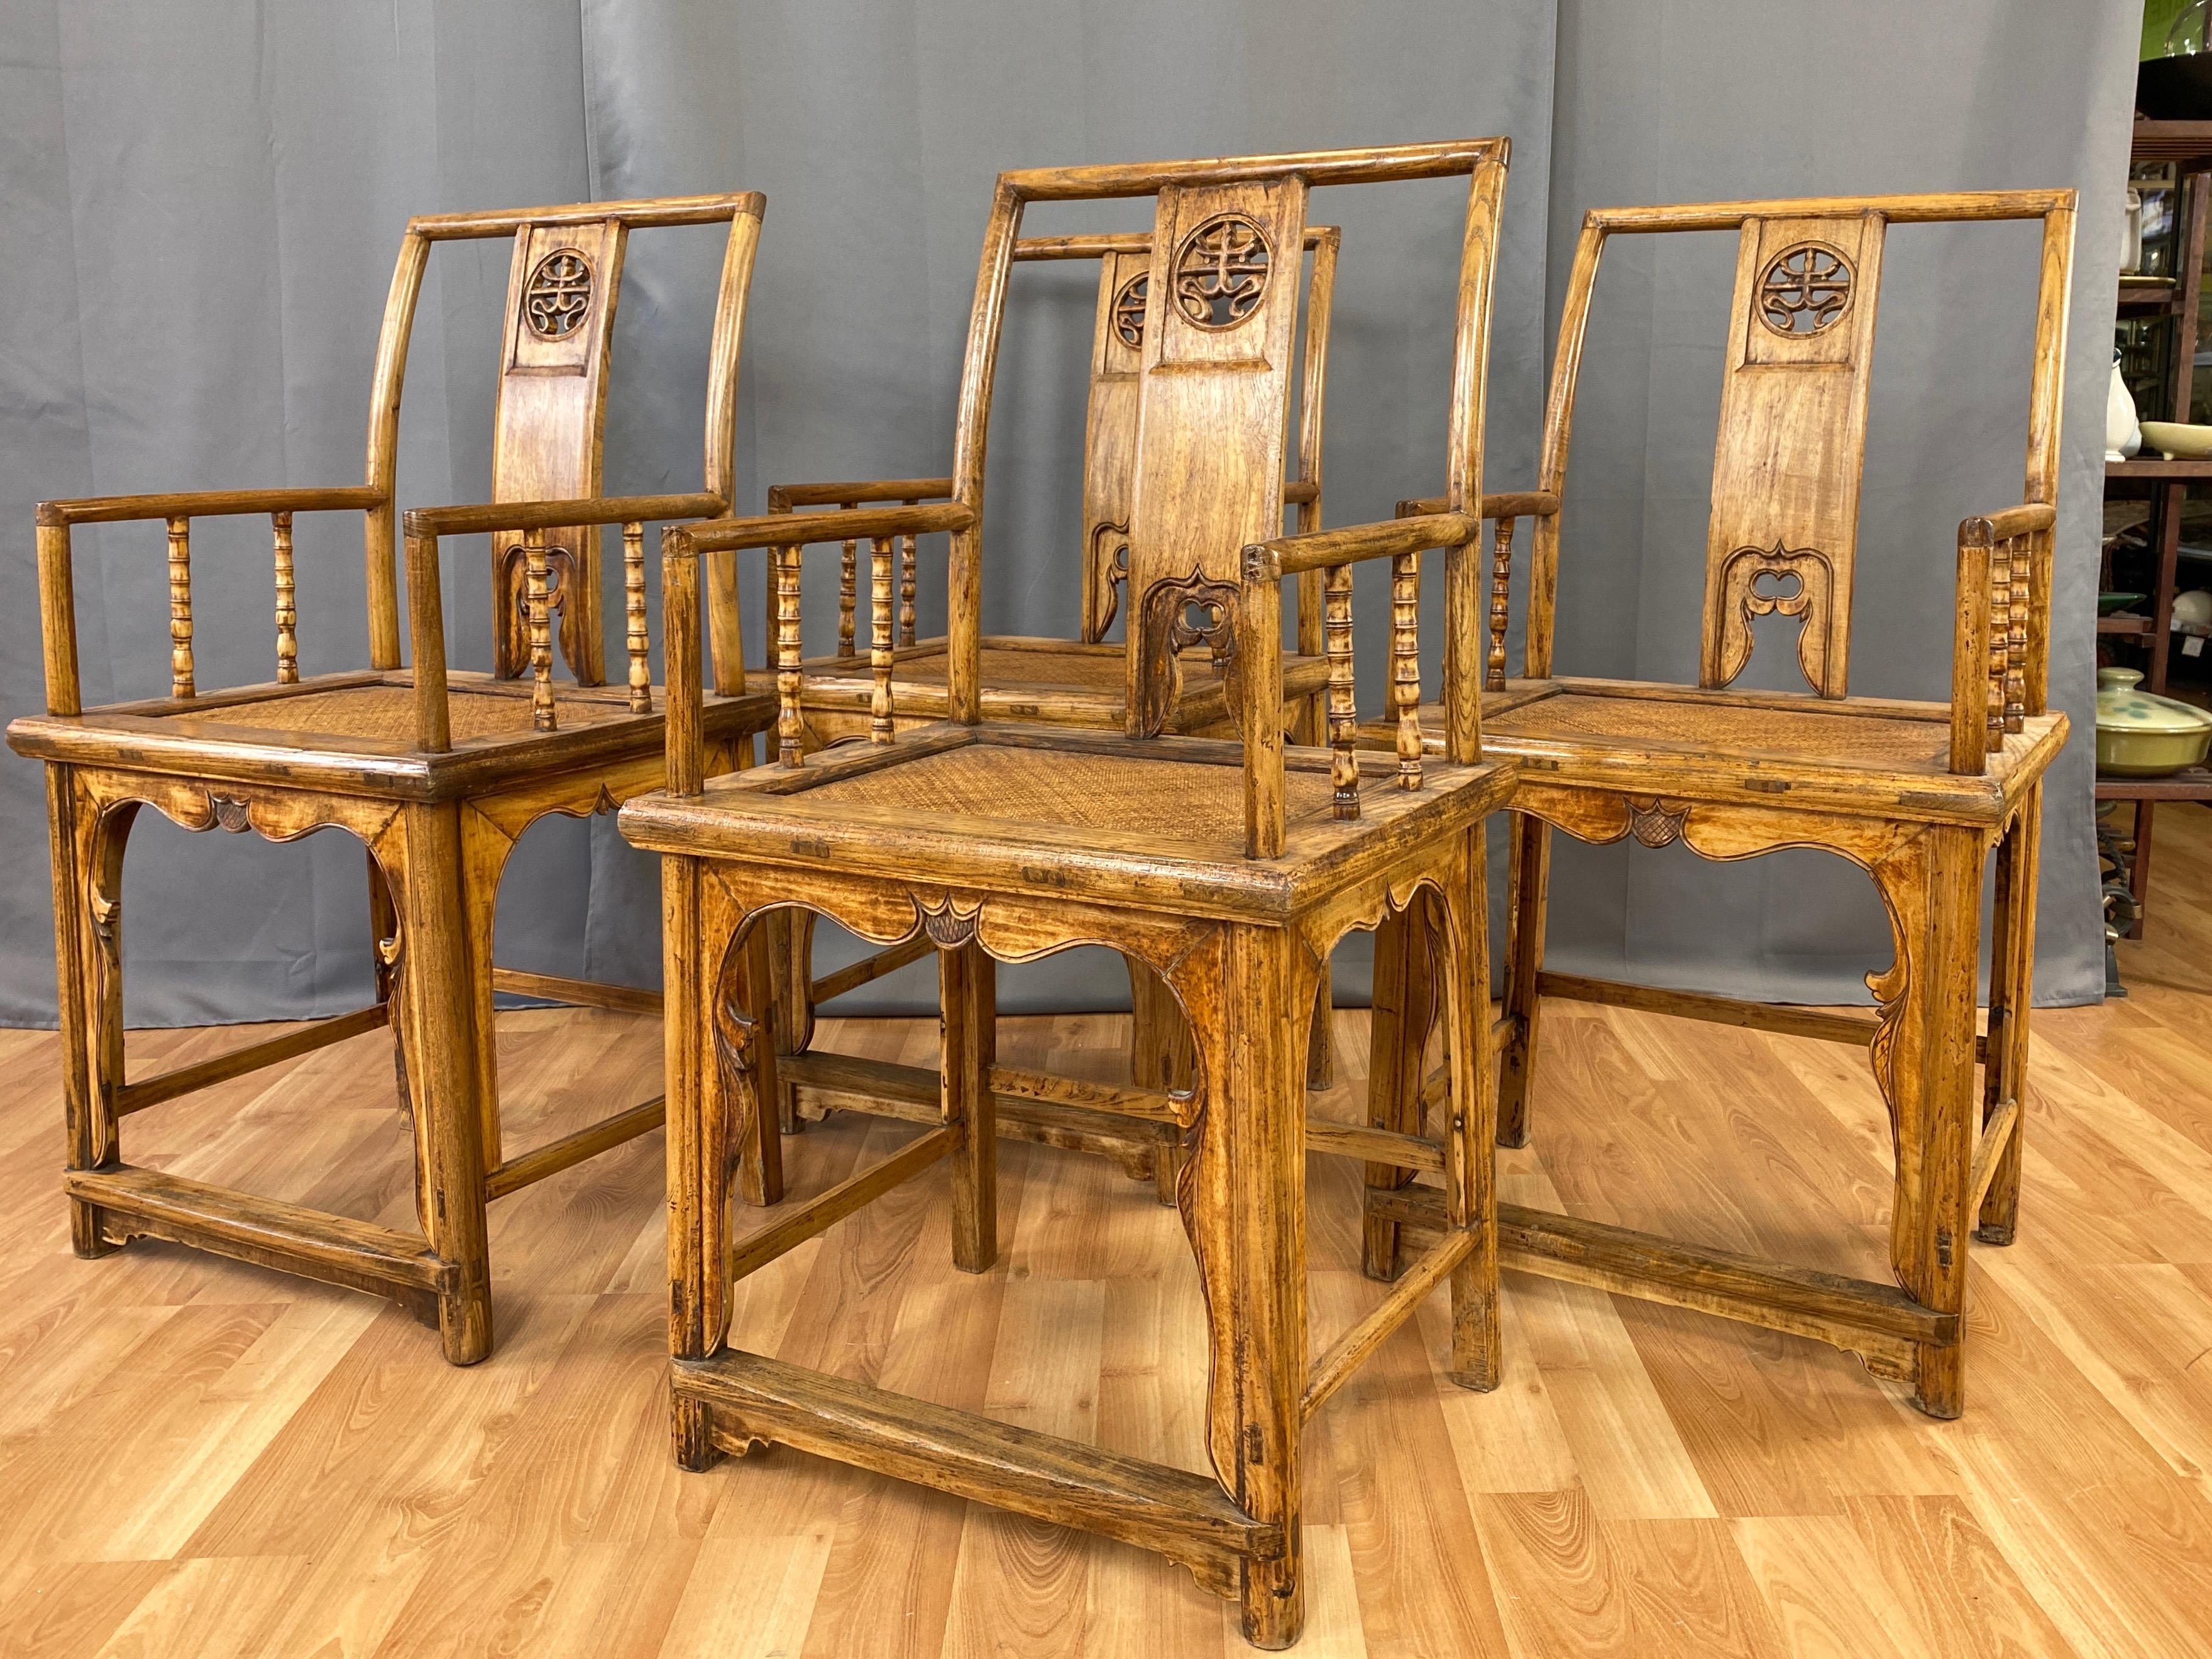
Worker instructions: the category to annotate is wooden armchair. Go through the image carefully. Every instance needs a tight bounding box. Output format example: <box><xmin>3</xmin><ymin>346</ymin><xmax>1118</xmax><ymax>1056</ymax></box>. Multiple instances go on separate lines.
<box><xmin>618</xmin><ymin>139</ymin><xmax>1514</xmax><ymax>1649</ymax></box>
<box><xmin>8</xmin><ymin>193</ymin><xmax>774</xmax><ymax>1364</ymax></box>
<box><xmin>1368</xmin><ymin>190</ymin><xmax>2076</xmax><ymax>1419</ymax></box>
<box><xmin>757</xmin><ymin>226</ymin><xmax>1342</xmax><ymax>1155</ymax></box>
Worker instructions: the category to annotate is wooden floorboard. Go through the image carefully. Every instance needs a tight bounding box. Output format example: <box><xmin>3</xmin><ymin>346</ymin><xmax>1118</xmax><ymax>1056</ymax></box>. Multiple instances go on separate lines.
<box><xmin>1</xmin><ymin>812</ymin><xmax>2210</xmax><ymax>1653</ymax></box>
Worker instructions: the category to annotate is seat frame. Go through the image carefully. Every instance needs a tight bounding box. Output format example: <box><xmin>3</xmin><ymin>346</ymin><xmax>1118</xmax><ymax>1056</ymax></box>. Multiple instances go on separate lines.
<box><xmin>619</xmin><ymin>140</ymin><xmax>1514</xmax><ymax>1650</ymax></box>
<box><xmin>9</xmin><ymin>194</ymin><xmax>773</xmax><ymax>1362</ymax></box>
<box><xmin>1369</xmin><ymin>189</ymin><xmax>2077</xmax><ymax>1419</ymax></box>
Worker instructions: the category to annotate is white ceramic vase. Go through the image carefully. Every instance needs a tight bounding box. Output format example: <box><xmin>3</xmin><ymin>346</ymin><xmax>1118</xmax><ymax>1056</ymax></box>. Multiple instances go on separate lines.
<box><xmin>2108</xmin><ymin>351</ymin><xmax>2142</xmax><ymax>463</ymax></box>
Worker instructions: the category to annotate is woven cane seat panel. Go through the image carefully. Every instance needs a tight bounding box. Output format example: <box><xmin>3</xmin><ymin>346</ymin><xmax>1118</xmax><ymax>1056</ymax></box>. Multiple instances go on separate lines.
<box><xmin>1482</xmin><ymin>693</ymin><xmax>1951</xmax><ymax>773</ymax></box>
<box><xmin>894</xmin><ymin>645</ymin><xmax>1134</xmax><ymax>693</ymax></box>
<box><xmin>175</xmin><ymin>685</ymin><xmax>629</xmax><ymax>745</ymax></box>
<box><xmin>807</xmin><ymin>746</ymin><xmax>1341</xmax><ymax>842</ymax></box>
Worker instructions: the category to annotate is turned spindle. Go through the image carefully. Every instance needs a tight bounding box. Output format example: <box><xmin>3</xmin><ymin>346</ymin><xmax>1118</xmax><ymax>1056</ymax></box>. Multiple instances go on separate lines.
<box><xmin>1326</xmin><ymin>561</ymin><xmax>1358</xmax><ymax>818</ymax></box>
<box><xmin>167</xmin><ymin>516</ymin><xmax>194</xmax><ymax>699</ymax></box>
<box><xmin>899</xmin><ymin>515</ymin><xmax>918</xmax><ymax>647</ymax></box>
<box><xmin>776</xmin><ymin>543</ymin><xmax>804</xmax><ymax>766</ymax></box>
<box><xmin>2004</xmin><ymin>535</ymin><xmax>2027</xmax><ymax>734</ymax></box>
<box><xmin>870</xmin><ymin>536</ymin><xmax>896</xmax><ymax>742</ymax></box>
<box><xmin>1392</xmin><ymin>549</ymin><xmax>1422</xmax><ymax>789</ymax></box>
<box><xmin>525</xmin><ymin>531</ymin><xmax>556</xmax><ymax>732</ymax></box>
<box><xmin>1985</xmin><ymin>534</ymin><xmax>2010</xmax><ymax>747</ymax></box>
<box><xmin>624</xmin><ymin>521</ymin><xmax>651</xmax><ymax>713</ymax></box>
<box><xmin>272</xmin><ymin>511</ymin><xmax>297</xmax><ymax>684</ymax></box>
<box><xmin>1487</xmin><ymin>516</ymin><xmax>1515</xmax><ymax>693</ymax></box>
<box><xmin>838</xmin><ymin>536</ymin><xmax>859</xmax><ymax>657</ymax></box>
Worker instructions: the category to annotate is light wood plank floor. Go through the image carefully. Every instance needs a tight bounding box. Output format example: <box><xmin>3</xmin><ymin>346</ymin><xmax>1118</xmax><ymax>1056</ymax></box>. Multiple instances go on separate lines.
<box><xmin>3</xmin><ymin>808</ymin><xmax>2211</xmax><ymax>1658</ymax></box>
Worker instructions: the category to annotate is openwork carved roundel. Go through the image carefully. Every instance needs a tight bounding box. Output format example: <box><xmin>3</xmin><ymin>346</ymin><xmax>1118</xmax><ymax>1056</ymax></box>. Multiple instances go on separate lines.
<box><xmin>1172</xmin><ymin>214</ymin><xmax>1272</xmax><ymax>330</ymax></box>
<box><xmin>1756</xmin><ymin>242</ymin><xmax>1854</xmax><ymax>336</ymax></box>
<box><xmin>1111</xmin><ymin>273</ymin><xmax>1149</xmax><ymax>348</ymax></box>
<box><xmin>524</xmin><ymin>249</ymin><xmax>594</xmax><ymax>339</ymax></box>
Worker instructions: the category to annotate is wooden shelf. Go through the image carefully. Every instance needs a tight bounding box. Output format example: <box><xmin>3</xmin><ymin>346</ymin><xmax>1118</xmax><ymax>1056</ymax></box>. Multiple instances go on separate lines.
<box><xmin>2106</xmin><ymin>456</ymin><xmax>2212</xmax><ymax>480</ymax></box>
<box><xmin>2099</xmin><ymin>615</ymin><xmax>2155</xmax><ymax>636</ymax></box>
<box><xmin>2096</xmin><ymin>766</ymin><xmax>2212</xmax><ymax>802</ymax></box>
<box><xmin>2133</xmin><ymin>119</ymin><xmax>2212</xmax><ymax>167</ymax></box>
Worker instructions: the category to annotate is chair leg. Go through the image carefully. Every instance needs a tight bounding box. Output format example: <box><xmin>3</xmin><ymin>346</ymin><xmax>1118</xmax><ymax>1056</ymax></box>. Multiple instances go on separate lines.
<box><xmin>1442</xmin><ymin>829</ymin><xmax>1500</xmax><ymax>1391</ymax></box>
<box><xmin>1362</xmin><ymin>893</ymin><xmax>1438</xmax><ymax>1282</ymax></box>
<box><xmin>1184</xmin><ymin>925</ymin><xmax>1307</xmax><ymax>1650</ymax></box>
<box><xmin>731</xmin><ymin>908</ymin><xmax>785</xmax><ymax>1209</ymax></box>
<box><xmin>1879</xmin><ymin>826</ymin><xmax>1986</xmax><ymax>1420</ymax></box>
<box><xmin>1497</xmin><ymin>813</ymin><xmax>1548</xmax><ymax>1150</ymax></box>
<box><xmin>49</xmin><ymin>770</ymin><xmax>119</xmax><ymax>1259</ymax></box>
<box><xmin>1128</xmin><ymin>957</ymin><xmax>1194</xmax><ymax>1205</ymax></box>
<box><xmin>387</xmin><ymin>803</ymin><xmax>494</xmax><ymax>1365</ymax></box>
<box><xmin>944</xmin><ymin>940</ymin><xmax>998</xmax><ymax>1273</ymax></box>
<box><xmin>366</xmin><ymin>847</ymin><xmax>410</xmax><ymax>1123</ymax></box>
<box><xmin>1305</xmin><ymin>976</ymin><xmax>1334</xmax><ymax>1089</ymax></box>
<box><xmin>664</xmin><ymin>855</ymin><xmax>731</xmax><ymax>1471</ymax></box>
<box><xmin>1978</xmin><ymin>788</ymin><xmax>2039</xmax><ymax>1246</ymax></box>
<box><xmin>768</xmin><ymin>911</ymin><xmax>815</xmax><ymax>1134</ymax></box>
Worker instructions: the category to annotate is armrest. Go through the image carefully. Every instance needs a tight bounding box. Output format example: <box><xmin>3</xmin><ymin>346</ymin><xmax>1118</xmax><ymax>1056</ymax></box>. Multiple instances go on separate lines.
<box><xmin>1969</xmin><ymin>502</ymin><xmax>2055</xmax><ymax>542</ymax></box>
<box><xmin>679</xmin><ymin>500</ymin><xmax>974</xmax><ymax>554</ymax></box>
<box><xmin>400</xmin><ymin>492</ymin><xmax>723</xmax><ymax>539</ymax></box>
<box><xmin>1245</xmin><ymin>512</ymin><xmax>1478</xmax><ymax>578</ymax></box>
<box><xmin>1947</xmin><ymin>500</ymin><xmax>2057</xmax><ymax>775</ymax></box>
<box><xmin>1394</xmin><ymin>490</ymin><xmax>1557</xmax><ymax>521</ymax></box>
<box><xmin>38</xmin><ymin>485</ymin><xmax>384</xmax><ymax>527</ymax></box>
<box><xmin>765</xmin><ymin>477</ymin><xmax>955</xmax><ymax>511</ymax></box>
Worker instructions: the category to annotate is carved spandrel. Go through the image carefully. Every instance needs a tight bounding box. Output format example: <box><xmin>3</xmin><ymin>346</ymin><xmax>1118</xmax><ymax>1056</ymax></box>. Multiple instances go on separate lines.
<box><xmin>1709</xmin><ymin>539</ymin><xmax>1835</xmax><ymax>693</ymax></box>
<box><xmin>1131</xmin><ymin>570</ymin><xmax>1240</xmax><ymax>738</ymax></box>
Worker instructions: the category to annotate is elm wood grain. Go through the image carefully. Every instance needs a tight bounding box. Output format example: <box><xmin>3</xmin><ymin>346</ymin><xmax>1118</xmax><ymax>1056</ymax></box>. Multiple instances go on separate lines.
<box><xmin>1536</xmin><ymin>972</ymin><xmax>1880</xmax><ymax>1047</ymax></box>
<box><xmin>488</xmin><ymin>966</ymin><xmax>664</xmax><ymax>1017</ymax></box>
<box><xmin>113</xmin><ymin>1002</ymin><xmax>390</xmax><ymax>1116</ymax></box>
<box><xmin>726</xmin><ymin>1127</ymin><xmax>959</xmax><ymax>1284</ymax></box>
<box><xmin>675</xmin><ymin>1349</ymin><xmax>1280</xmax><ymax>1594</ymax></box>
<box><xmin>1374</xmin><ymin>189</ymin><xmax>2075</xmax><ymax>1416</ymax></box>
<box><xmin>1374</xmin><ymin>1188</ymin><xmax>1945</xmax><ymax>1373</ymax></box>
<box><xmin>9</xmin><ymin>191</ymin><xmax>774</xmax><ymax>1362</ymax></box>
<box><xmin>63</xmin><ymin>1163</ymin><xmax>450</xmax><ymax>1324</ymax></box>
<box><xmin>481</xmin><ymin>1093</ymin><xmax>666</xmax><ymax>1200</ymax></box>
<box><xmin>628</xmin><ymin>141</ymin><xmax>1514</xmax><ymax>1649</ymax></box>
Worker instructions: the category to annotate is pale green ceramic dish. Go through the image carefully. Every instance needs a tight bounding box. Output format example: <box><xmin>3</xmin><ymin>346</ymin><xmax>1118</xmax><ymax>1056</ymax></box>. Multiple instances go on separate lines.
<box><xmin>2096</xmin><ymin>666</ymin><xmax>2212</xmax><ymax>775</ymax></box>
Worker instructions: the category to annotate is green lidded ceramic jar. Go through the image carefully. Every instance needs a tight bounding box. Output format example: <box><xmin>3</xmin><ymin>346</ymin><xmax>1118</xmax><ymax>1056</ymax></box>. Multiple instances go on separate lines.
<box><xmin>2096</xmin><ymin>666</ymin><xmax>2212</xmax><ymax>776</ymax></box>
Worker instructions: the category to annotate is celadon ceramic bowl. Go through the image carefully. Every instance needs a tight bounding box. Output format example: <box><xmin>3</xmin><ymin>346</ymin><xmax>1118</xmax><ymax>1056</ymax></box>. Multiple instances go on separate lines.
<box><xmin>2138</xmin><ymin>419</ymin><xmax>2212</xmax><ymax>460</ymax></box>
<box><xmin>2096</xmin><ymin>666</ymin><xmax>2212</xmax><ymax>776</ymax></box>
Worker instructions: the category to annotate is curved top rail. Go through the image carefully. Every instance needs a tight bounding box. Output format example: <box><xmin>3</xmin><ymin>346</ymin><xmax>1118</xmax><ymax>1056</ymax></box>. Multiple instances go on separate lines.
<box><xmin>408</xmin><ymin>191</ymin><xmax>766</xmax><ymax>241</ymax></box>
<box><xmin>1001</xmin><ymin>138</ymin><xmax>1509</xmax><ymax>202</ymax></box>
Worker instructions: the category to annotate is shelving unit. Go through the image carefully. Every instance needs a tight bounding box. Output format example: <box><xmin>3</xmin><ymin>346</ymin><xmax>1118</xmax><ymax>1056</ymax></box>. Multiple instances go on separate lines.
<box><xmin>2099</xmin><ymin>119</ymin><xmax>2212</xmax><ymax>936</ymax></box>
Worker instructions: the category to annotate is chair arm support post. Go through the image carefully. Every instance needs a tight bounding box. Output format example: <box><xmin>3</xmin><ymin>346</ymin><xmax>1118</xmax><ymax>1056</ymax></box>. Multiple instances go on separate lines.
<box><xmin>36</xmin><ymin>521</ymin><xmax>80</xmax><ymax>716</ymax></box>
<box><xmin>404</xmin><ymin>529</ymin><xmax>452</xmax><ymax>754</ymax></box>
<box><xmin>1236</xmin><ymin>546</ymin><xmax>1287</xmax><ymax>859</ymax></box>
<box><xmin>1949</xmin><ymin>519</ymin><xmax>1993</xmax><ymax>776</ymax></box>
<box><xmin>662</xmin><ymin>529</ymin><xmax>705</xmax><ymax>796</ymax></box>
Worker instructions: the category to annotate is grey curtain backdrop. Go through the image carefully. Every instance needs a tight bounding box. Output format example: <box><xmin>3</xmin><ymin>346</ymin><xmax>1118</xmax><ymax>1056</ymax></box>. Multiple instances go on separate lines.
<box><xmin>0</xmin><ymin>0</ymin><xmax>2135</xmax><ymax>1028</ymax></box>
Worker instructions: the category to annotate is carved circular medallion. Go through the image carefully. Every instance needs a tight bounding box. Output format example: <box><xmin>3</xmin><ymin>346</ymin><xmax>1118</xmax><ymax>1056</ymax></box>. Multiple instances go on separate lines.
<box><xmin>524</xmin><ymin>249</ymin><xmax>594</xmax><ymax>339</ymax></box>
<box><xmin>1756</xmin><ymin>242</ymin><xmax>1854</xmax><ymax>336</ymax></box>
<box><xmin>1172</xmin><ymin>213</ymin><xmax>1272</xmax><ymax>330</ymax></box>
<box><xmin>1111</xmin><ymin>272</ymin><xmax>1149</xmax><ymax>348</ymax></box>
